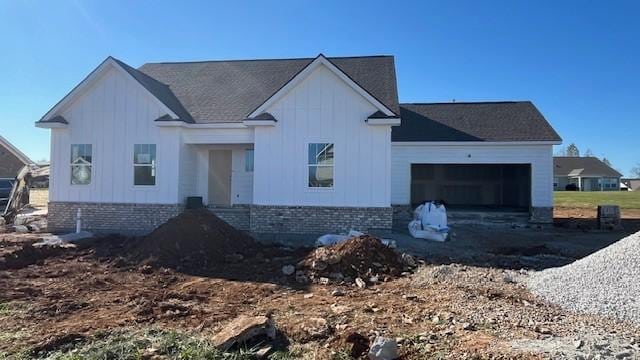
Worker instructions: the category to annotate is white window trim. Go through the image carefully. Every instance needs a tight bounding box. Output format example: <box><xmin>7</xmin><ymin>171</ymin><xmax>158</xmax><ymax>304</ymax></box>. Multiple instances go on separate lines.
<box><xmin>133</xmin><ymin>144</ymin><xmax>157</xmax><ymax>187</ymax></box>
<box><xmin>307</xmin><ymin>143</ymin><xmax>335</xmax><ymax>190</ymax></box>
<box><xmin>70</xmin><ymin>144</ymin><xmax>93</xmax><ymax>186</ymax></box>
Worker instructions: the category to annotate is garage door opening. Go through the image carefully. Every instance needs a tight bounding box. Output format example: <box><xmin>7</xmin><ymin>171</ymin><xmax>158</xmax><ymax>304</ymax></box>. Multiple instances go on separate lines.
<box><xmin>410</xmin><ymin>164</ymin><xmax>531</xmax><ymax>210</ymax></box>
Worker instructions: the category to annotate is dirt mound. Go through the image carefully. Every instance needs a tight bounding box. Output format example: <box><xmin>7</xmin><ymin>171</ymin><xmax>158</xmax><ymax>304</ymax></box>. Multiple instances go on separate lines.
<box><xmin>130</xmin><ymin>209</ymin><xmax>258</xmax><ymax>269</ymax></box>
<box><xmin>296</xmin><ymin>235</ymin><xmax>409</xmax><ymax>284</ymax></box>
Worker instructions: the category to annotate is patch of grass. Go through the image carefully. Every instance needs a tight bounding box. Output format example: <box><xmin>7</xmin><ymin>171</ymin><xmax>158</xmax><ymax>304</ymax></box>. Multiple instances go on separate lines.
<box><xmin>554</xmin><ymin>191</ymin><xmax>640</xmax><ymax>209</ymax></box>
<box><xmin>33</xmin><ymin>328</ymin><xmax>296</xmax><ymax>360</ymax></box>
<box><xmin>0</xmin><ymin>302</ymin><xmax>12</xmax><ymax>316</ymax></box>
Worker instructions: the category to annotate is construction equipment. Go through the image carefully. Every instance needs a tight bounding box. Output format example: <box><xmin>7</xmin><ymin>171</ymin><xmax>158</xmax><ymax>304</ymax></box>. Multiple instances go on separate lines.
<box><xmin>2</xmin><ymin>164</ymin><xmax>47</xmax><ymax>224</ymax></box>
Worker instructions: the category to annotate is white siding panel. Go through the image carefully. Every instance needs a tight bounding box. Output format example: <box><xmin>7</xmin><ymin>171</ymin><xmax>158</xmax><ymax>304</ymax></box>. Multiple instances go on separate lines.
<box><xmin>391</xmin><ymin>144</ymin><xmax>554</xmax><ymax>207</ymax></box>
<box><xmin>253</xmin><ymin>65</ymin><xmax>392</xmax><ymax>207</ymax></box>
<box><xmin>48</xmin><ymin>66</ymin><xmax>181</xmax><ymax>204</ymax></box>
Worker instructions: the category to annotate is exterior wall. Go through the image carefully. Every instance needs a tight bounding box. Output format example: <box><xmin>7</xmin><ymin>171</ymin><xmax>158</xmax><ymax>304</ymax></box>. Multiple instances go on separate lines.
<box><xmin>0</xmin><ymin>147</ymin><xmax>25</xmax><ymax>178</ymax></box>
<box><xmin>253</xmin><ymin>65</ymin><xmax>392</xmax><ymax>208</ymax></box>
<box><xmin>391</xmin><ymin>143</ymin><xmax>554</xmax><ymax>208</ymax></box>
<box><xmin>48</xmin><ymin>201</ymin><xmax>183</xmax><ymax>234</ymax></box>
<box><xmin>250</xmin><ymin>205</ymin><xmax>392</xmax><ymax>234</ymax></box>
<box><xmin>48</xmin><ymin>65</ymin><xmax>182</xmax><ymax>205</ymax></box>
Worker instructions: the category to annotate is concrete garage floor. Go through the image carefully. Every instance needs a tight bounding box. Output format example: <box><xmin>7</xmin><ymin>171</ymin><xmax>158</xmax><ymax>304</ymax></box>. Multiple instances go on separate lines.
<box><xmin>382</xmin><ymin>220</ymin><xmax>640</xmax><ymax>270</ymax></box>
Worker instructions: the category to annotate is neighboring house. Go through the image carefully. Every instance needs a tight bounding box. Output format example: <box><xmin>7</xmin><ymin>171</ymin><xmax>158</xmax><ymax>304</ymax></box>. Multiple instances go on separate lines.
<box><xmin>553</xmin><ymin>157</ymin><xmax>622</xmax><ymax>191</ymax></box>
<box><xmin>0</xmin><ymin>135</ymin><xmax>33</xmax><ymax>179</ymax></box>
<box><xmin>621</xmin><ymin>178</ymin><xmax>640</xmax><ymax>191</ymax></box>
<box><xmin>36</xmin><ymin>55</ymin><xmax>561</xmax><ymax>235</ymax></box>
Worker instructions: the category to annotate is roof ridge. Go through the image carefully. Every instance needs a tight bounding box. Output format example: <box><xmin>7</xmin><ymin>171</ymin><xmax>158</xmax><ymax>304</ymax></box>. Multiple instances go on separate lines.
<box><xmin>400</xmin><ymin>101</ymin><xmax>530</xmax><ymax>106</ymax></box>
<box><xmin>141</xmin><ymin>55</ymin><xmax>394</xmax><ymax>66</ymax></box>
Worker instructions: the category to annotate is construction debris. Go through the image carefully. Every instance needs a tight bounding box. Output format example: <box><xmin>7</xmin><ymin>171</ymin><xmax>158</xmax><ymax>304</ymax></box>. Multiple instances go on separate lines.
<box><xmin>297</xmin><ymin>235</ymin><xmax>409</xmax><ymax>286</ymax></box>
<box><xmin>210</xmin><ymin>315</ymin><xmax>276</xmax><ymax>351</ymax></box>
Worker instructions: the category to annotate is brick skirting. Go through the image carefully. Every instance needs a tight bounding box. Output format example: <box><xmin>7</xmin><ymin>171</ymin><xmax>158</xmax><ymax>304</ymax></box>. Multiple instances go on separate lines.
<box><xmin>47</xmin><ymin>202</ymin><xmax>183</xmax><ymax>234</ymax></box>
<box><xmin>249</xmin><ymin>205</ymin><xmax>393</xmax><ymax>234</ymax></box>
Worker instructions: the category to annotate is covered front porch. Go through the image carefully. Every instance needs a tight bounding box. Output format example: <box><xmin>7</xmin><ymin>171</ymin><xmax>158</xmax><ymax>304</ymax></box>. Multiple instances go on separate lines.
<box><xmin>568</xmin><ymin>176</ymin><xmax>619</xmax><ymax>191</ymax></box>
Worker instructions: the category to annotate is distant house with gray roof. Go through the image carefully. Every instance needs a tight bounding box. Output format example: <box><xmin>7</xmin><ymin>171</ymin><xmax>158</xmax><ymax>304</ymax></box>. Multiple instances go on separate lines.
<box><xmin>553</xmin><ymin>157</ymin><xmax>622</xmax><ymax>191</ymax></box>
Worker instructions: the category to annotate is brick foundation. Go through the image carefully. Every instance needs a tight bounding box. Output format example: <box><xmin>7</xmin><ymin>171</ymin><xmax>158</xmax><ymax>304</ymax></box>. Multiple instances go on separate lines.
<box><xmin>47</xmin><ymin>202</ymin><xmax>183</xmax><ymax>234</ymax></box>
<box><xmin>208</xmin><ymin>205</ymin><xmax>250</xmax><ymax>231</ymax></box>
<box><xmin>249</xmin><ymin>205</ymin><xmax>392</xmax><ymax>234</ymax></box>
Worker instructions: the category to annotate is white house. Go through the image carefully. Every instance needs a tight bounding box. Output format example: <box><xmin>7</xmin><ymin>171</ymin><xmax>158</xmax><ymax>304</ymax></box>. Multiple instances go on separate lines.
<box><xmin>36</xmin><ymin>55</ymin><xmax>561</xmax><ymax>234</ymax></box>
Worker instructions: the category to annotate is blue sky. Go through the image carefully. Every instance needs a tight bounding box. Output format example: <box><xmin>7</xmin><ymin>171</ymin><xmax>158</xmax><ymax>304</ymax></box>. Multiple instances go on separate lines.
<box><xmin>1</xmin><ymin>0</ymin><xmax>638</xmax><ymax>175</ymax></box>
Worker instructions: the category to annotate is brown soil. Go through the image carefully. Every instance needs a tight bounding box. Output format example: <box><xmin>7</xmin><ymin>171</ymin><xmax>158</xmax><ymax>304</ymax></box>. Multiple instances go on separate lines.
<box><xmin>130</xmin><ymin>209</ymin><xmax>259</xmax><ymax>270</ymax></box>
<box><xmin>297</xmin><ymin>235</ymin><xmax>406</xmax><ymax>283</ymax></box>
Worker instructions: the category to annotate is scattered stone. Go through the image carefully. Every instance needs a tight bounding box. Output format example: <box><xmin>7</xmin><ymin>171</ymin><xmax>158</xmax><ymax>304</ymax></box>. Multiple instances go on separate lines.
<box><xmin>319</xmin><ymin>277</ymin><xmax>330</xmax><ymax>285</ymax></box>
<box><xmin>369</xmin><ymin>275</ymin><xmax>379</xmax><ymax>283</ymax></box>
<box><xmin>303</xmin><ymin>293</ymin><xmax>314</xmax><ymax>299</ymax></box>
<box><xmin>403</xmin><ymin>294</ymin><xmax>418</xmax><ymax>301</ymax></box>
<box><xmin>311</xmin><ymin>260</ymin><xmax>328</xmax><ymax>271</ymax></box>
<box><xmin>331</xmin><ymin>289</ymin><xmax>346</xmax><ymax>297</ymax></box>
<box><xmin>355</xmin><ymin>277</ymin><xmax>366</xmax><ymax>289</ymax></box>
<box><xmin>401</xmin><ymin>253</ymin><xmax>417</xmax><ymax>268</ymax></box>
<box><xmin>461</xmin><ymin>322</ymin><xmax>474</xmax><ymax>331</ymax></box>
<box><xmin>295</xmin><ymin>271</ymin><xmax>309</xmax><ymax>284</ymax></box>
<box><xmin>574</xmin><ymin>339</ymin><xmax>584</xmax><ymax>349</ymax></box>
<box><xmin>301</xmin><ymin>317</ymin><xmax>331</xmax><ymax>339</ymax></box>
<box><xmin>281</xmin><ymin>265</ymin><xmax>295</xmax><ymax>276</ymax></box>
<box><xmin>615</xmin><ymin>350</ymin><xmax>632</xmax><ymax>359</ymax></box>
<box><xmin>368</xmin><ymin>336</ymin><xmax>398</xmax><ymax>360</ymax></box>
<box><xmin>210</xmin><ymin>315</ymin><xmax>276</xmax><ymax>351</ymax></box>
<box><xmin>431</xmin><ymin>315</ymin><xmax>440</xmax><ymax>324</ymax></box>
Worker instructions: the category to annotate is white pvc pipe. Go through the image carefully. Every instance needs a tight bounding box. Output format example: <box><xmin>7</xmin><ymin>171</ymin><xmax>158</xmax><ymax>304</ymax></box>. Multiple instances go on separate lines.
<box><xmin>76</xmin><ymin>208</ymin><xmax>82</xmax><ymax>233</ymax></box>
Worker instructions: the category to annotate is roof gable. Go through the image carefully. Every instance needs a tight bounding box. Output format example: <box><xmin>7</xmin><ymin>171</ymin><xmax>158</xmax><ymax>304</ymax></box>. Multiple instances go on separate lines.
<box><xmin>139</xmin><ymin>55</ymin><xmax>399</xmax><ymax>123</ymax></box>
<box><xmin>37</xmin><ymin>57</ymin><xmax>187</xmax><ymax>125</ymax></box>
<box><xmin>553</xmin><ymin>157</ymin><xmax>622</xmax><ymax>178</ymax></box>
<box><xmin>0</xmin><ymin>135</ymin><xmax>33</xmax><ymax>165</ymax></box>
<box><xmin>393</xmin><ymin>101</ymin><xmax>562</xmax><ymax>142</ymax></box>
<box><xmin>248</xmin><ymin>54</ymin><xmax>397</xmax><ymax>118</ymax></box>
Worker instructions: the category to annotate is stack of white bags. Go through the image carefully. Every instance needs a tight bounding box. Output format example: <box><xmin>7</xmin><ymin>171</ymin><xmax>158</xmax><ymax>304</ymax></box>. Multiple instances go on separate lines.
<box><xmin>408</xmin><ymin>201</ymin><xmax>449</xmax><ymax>242</ymax></box>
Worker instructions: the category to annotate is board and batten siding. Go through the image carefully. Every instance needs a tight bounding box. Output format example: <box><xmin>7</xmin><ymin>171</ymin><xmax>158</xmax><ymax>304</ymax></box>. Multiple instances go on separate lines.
<box><xmin>49</xmin><ymin>66</ymin><xmax>182</xmax><ymax>204</ymax></box>
<box><xmin>253</xmin><ymin>64</ymin><xmax>392</xmax><ymax>207</ymax></box>
<box><xmin>391</xmin><ymin>143</ymin><xmax>554</xmax><ymax>207</ymax></box>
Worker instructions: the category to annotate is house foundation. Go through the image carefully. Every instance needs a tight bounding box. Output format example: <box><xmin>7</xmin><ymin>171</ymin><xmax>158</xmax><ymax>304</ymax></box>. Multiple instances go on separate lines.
<box><xmin>47</xmin><ymin>202</ymin><xmax>183</xmax><ymax>235</ymax></box>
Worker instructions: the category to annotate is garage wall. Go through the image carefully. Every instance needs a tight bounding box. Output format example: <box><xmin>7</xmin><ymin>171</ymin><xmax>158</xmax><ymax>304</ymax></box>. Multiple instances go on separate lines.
<box><xmin>391</xmin><ymin>143</ymin><xmax>554</xmax><ymax>207</ymax></box>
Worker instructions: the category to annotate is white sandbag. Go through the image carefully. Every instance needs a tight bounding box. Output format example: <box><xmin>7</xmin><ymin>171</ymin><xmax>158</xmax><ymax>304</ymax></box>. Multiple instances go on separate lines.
<box><xmin>419</xmin><ymin>202</ymin><xmax>448</xmax><ymax>230</ymax></box>
<box><xmin>408</xmin><ymin>220</ymin><xmax>448</xmax><ymax>242</ymax></box>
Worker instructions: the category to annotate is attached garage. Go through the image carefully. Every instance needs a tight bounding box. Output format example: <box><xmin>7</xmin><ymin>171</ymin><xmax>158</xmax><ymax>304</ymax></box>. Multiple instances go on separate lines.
<box><xmin>410</xmin><ymin>164</ymin><xmax>530</xmax><ymax>209</ymax></box>
<box><xmin>391</xmin><ymin>102</ymin><xmax>562</xmax><ymax>223</ymax></box>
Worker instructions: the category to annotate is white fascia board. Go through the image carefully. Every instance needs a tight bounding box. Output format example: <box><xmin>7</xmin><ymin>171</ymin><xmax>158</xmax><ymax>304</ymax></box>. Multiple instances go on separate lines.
<box><xmin>35</xmin><ymin>122</ymin><xmax>68</xmax><ymax>129</ymax></box>
<box><xmin>40</xmin><ymin>57</ymin><xmax>178</xmax><ymax>123</ymax></box>
<box><xmin>366</xmin><ymin>117</ymin><xmax>401</xmax><ymax>125</ymax></box>
<box><xmin>248</xmin><ymin>55</ymin><xmax>396</xmax><ymax>118</ymax></box>
<box><xmin>392</xmin><ymin>141</ymin><xmax>562</xmax><ymax>146</ymax></box>
<box><xmin>242</xmin><ymin>120</ymin><xmax>276</xmax><ymax>127</ymax></box>
<box><xmin>155</xmin><ymin>121</ymin><xmax>249</xmax><ymax>129</ymax></box>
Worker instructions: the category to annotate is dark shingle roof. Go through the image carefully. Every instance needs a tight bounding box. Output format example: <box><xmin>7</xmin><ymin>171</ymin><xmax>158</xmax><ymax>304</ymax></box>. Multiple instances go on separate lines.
<box><xmin>112</xmin><ymin>58</ymin><xmax>194</xmax><ymax>123</ymax></box>
<box><xmin>392</xmin><ymin>101</ymin><xmax>562</xmax><ymax>142</ymax></box>
<box><xmin>138</xmin><ymin>55</ymin><xmax>399</xmax><ymax>123</ymax></box>
<box><xmin>554</xmin><ymin>157</ymin><xmax>622</xmax><ymax>177</ymax></box>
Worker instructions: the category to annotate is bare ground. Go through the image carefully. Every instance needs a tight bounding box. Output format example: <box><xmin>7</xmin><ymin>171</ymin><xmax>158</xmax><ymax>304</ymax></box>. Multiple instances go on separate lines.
<box><xmin>1</xmin><ymin>213</ymin><xmax>640</xmax><ymax>359</ymax></box>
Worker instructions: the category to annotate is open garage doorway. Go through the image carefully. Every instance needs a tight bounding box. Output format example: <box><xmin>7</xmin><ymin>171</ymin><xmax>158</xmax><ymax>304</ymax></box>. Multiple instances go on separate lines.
<box><xmin>410</xmin><ymin>164</ymin><xmax>531</xmax><ymax>211</ymax></box>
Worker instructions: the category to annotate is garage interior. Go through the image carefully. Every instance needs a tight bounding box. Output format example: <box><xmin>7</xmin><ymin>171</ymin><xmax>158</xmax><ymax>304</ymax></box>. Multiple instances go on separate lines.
<box><xmin>410</xmin><ymin>164</ymin><xmax>531</xmax><ymax>211</ymax></box>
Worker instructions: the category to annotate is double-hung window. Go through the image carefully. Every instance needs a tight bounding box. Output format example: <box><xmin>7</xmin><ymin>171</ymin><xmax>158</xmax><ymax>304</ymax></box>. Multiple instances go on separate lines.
<box><xmin>308</xmin><ymin>143</ymin><xmax>334</xmax><ymax>188</ymax></box>
<box><xmin>245</xmin><ymin>149</ymin><xmax>254</xmax><ymax>172</ymax></box>
<box><xmin>134</xmin><ymin>144</ymin><xmax>156</xmax><ymax>186</ymax></box>
<box><xmin>70</xmin><ymin>144</ymin><xmax>92</xmax><ymax>185</ymax></box>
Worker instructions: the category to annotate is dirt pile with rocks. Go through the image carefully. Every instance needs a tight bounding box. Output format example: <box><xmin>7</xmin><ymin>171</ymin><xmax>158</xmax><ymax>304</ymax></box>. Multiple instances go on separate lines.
<box><xmin>130</xmin><ymin>209</ymin><xmax>258</xmax><ymax>269</ymax></box>
<box><xmin>296</xmin><ymin>235</ymin><xmax>410</xmax><ymax>285</ymax></box>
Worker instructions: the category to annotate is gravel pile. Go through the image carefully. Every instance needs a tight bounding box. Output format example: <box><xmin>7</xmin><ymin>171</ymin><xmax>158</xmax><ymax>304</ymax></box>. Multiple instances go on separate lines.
<box><xmin>528</xmin><ymin>230</ymin><xmax>640</xmax><ymax>324</ymax></box>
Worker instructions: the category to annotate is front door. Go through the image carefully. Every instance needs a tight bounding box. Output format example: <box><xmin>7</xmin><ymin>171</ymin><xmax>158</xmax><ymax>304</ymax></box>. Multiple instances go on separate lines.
<box><xmin>208</xmin><ymin>150</ymin><xmax>232</xmax><ymax>205</ymax></box>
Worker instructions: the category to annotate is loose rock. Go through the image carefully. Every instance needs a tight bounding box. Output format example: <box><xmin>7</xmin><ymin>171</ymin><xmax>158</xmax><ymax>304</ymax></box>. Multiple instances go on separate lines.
<box><xmin>368</xmin><ymin>336</ymin><xmax>398</xmax><ymax>360</ymax></box>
